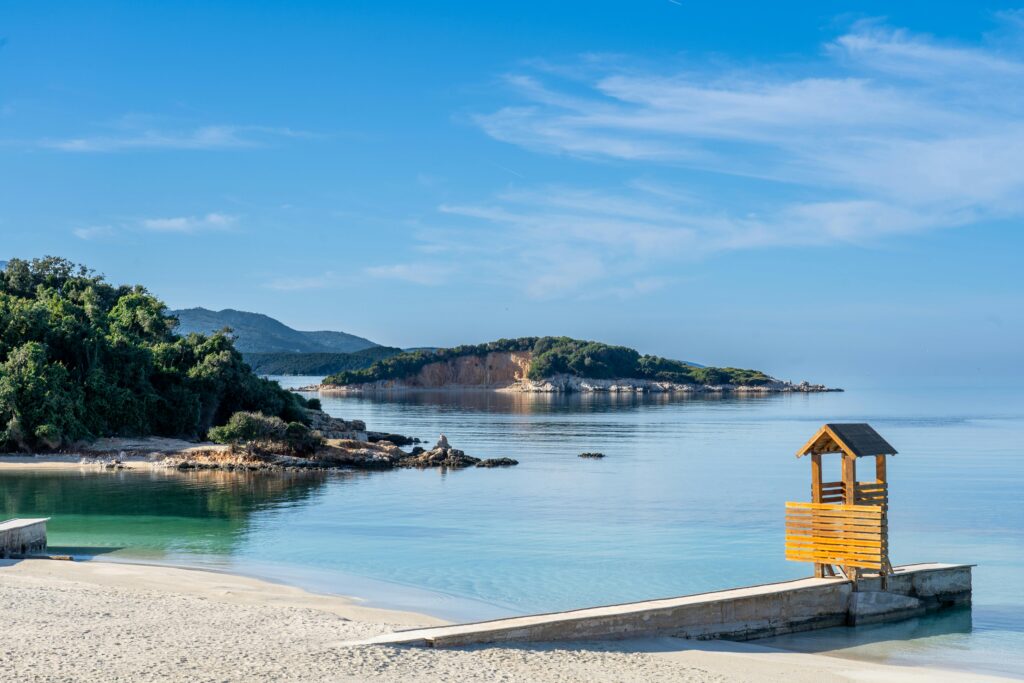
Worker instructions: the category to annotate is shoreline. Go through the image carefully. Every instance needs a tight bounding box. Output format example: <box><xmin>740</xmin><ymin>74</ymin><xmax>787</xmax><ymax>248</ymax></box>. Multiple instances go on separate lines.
<box><xmin>0</xmin><ymin>558</ymin><xmax>1012</xmax><ymax>682</ymax></box>
<box><xmin>309</xmin><ymin>382</ymin><xmax>842</xmax><ymax>395</ymax></box>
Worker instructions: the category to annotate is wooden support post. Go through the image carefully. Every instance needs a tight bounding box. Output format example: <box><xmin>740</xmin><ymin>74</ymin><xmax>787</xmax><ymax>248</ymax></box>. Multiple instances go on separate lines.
<box><xmin>842</xmin><ymin>454</ymin><xmax>857</xmax><ymax>583</ymax></box>
<box><xmin>876</xmin><ymin>453</ymin><xmax>889</xmax><ymax>588</ymax></box>
<box><xmin>842</xmin><ymin>454</ymin><xmax>856</xmax><ymax>503</ymax></box>
<box><xmin>811</xmin><ymin>453</ymin><xmax>824</xmax><ymax>578</ymax></box>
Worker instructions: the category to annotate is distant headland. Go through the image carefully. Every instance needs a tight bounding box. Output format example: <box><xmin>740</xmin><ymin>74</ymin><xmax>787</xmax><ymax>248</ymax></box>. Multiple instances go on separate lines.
<box><xmin>314</xmin><ymin>337</ymin><xmax>839</xmax><ymax>394</ymax></box>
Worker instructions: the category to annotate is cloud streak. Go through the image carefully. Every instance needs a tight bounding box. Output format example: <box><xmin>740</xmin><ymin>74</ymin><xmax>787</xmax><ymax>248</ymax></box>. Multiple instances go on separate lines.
<box><xmin>467</xmin><ymin>19</ymin><xmax>1024</xmax><ymax>269</ymax></box>
<box><xmin>72</xmin><ymin>225</ymin><xmax>115</xmax><ymax>241</ymax></box>
<box><xmin>141</xmin><ymin>212</ymin><xmax>237</xmax><ymax>233</ymax></box>
<box><xmin>364</xmin><ymin>263</ymin><xmax>451</xmax><ymax>286</ymax></box>
<box><xmin>43</xmin><ymin>124</ymin><xmax>309</xmax><ymax>153</ymax></box>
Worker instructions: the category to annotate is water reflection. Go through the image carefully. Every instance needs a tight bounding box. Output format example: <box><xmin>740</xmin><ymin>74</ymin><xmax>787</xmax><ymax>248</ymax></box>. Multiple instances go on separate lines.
<box><xmin>314</xmin><ymin>387</ymin><xmax>794</xmax><ymax>415</ymax></box>
<box><xmin>0</xmin><ymin>469</ymin><xmax>340</xmax><ymax>556</ymax></box>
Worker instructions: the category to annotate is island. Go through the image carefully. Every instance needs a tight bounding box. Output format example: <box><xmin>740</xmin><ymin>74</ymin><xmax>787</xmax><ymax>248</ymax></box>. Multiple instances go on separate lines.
<box><xmin>316</xmin><ymin>337</ymin><xmax>838</xmax><ymax>394</ymax></box>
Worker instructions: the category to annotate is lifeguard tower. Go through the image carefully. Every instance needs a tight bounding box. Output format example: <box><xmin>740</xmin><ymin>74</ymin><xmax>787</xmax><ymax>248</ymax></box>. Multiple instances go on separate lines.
<box><xmin>787</xmin><ymin>423</ymin><xmax>897</xmax><ymax>586</ymax></box>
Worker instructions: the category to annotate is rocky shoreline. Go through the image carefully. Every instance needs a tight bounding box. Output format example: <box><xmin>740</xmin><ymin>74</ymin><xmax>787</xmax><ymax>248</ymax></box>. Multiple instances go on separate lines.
<box><xmin>4</xmin><ymin>414</ymin><xmax>516</xmax><ymax>474</ymax></box>
<box><xmin>309</xmin><ymin>374</ymin><xmax>840</xmax><ymax>395</ymax></box>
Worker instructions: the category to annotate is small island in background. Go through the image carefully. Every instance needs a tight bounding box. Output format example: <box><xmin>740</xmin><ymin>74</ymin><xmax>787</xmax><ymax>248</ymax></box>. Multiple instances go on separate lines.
<box><xmin>315</xmin><ymin>337</ymin><xmax>838</xmax><ymax>394</ymax></box>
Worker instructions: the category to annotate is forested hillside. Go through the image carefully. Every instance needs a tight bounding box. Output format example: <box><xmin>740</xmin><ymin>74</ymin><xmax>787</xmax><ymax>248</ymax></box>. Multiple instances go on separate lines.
<box><xmin>0</xmin><ymin>258</ymin><xmax>310</xmax><ymax>451</ymax></box>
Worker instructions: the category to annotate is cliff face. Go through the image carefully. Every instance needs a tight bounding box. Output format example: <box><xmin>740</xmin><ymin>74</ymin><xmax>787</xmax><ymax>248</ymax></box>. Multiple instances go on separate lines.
<box><xmin>369</xmin><ymin>351</ymin><xmax>533</xmax><ymax>389</ymax></box>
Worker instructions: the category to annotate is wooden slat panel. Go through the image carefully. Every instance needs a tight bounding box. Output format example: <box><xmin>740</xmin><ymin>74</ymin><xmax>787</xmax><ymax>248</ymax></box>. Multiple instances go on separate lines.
<box><xmin>785</xmin><ymin>541</ymin><xmax>883</xmax><ymax>556</ymax></box>
<box><xmin>787</xmin><ymin>523</ymin><xmax>885</xmax><ymax>533</ymax></box>
<box><xmin>786</xmin><ymin>523</ymin><xmax>883</xmax><ymax>533</ymax></box>
<box><xmin>785</xmin><ymin>499</ymin><xmax>888</xmax><ymax>572</ymax></box>
<box><xmin>786</xmin><ymin>514</ymin><xmax>883</xmax><ymax>527</ymax></box>
<box><xmin>786</xmin><ymin>547</ymin><xmax>882</xmax><ymax>562</ymax></box>
<box><xmin>786</xmin><ymin>509</ymin><xmax>884</xmax><ymax>519</ymax></box>
<box><xmin>786</xmin><ymin>502</ymin><xmax>883</xmax><ymax>513</ymax></box>
<box><xmin>785</xmin><ymin>534</ymin><xmax>882</xmax><ymax>548</ymax></box>
<box><xmin>786</xmin><ymin>529</ymin><xmax>883</xmax><ymax>542</ymax></box>
<box><xmin>785</xmin><ymin>550</ymin><xmax>882</xmax><ymax>569</ymax></box>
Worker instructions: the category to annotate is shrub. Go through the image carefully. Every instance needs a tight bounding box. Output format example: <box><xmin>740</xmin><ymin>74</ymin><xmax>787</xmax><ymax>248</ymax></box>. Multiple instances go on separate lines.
<box><xmin>208</xmin><ymin>411</ymin><xmax>287</xmax><ymax>444</ymax></box>
<box><xmin>284</xmin><ymin>421</ymin><xmax>323</xmax><ymax>455</ymax></box>
<box><xmin>208</xmin><ymin>411</ymin><xmax>323</xmax><ymax>455</ymax></box>
<box><xmin>305</xmin><ymin>398</ymin><xmax>322</xmax><ymax>411</ymax></box>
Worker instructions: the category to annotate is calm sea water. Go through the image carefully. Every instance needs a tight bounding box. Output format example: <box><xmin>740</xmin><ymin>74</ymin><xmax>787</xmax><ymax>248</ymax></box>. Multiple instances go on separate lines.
<box><xmin>2</xmin><ymin>379</ymin><xmax>1022</xmax><ymax>677</ymax></box>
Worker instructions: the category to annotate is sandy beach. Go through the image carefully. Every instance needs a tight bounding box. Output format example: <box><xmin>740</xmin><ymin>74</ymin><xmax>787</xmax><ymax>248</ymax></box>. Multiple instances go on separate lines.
<box><xmin>0</xmin><ymin>559</ymin><xmax>1013</xmax><ymax>683</ymax></box>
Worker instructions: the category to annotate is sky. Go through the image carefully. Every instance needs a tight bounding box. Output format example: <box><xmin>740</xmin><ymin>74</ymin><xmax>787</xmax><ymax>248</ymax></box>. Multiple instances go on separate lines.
<box><xmin>2</xmin><ymin>1</ymin><xmax>1023</xmax><ymax>386</ymax></box>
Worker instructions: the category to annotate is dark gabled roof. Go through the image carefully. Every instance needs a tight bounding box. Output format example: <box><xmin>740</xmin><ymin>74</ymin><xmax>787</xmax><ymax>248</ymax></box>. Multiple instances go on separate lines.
<box><xmin>796</xmin><ymin>423</ymin><xmax>897</xmax><ymax>457</ymax></box>
<box><xmin>827</xmin><ymin>423</ymin><xmax>897</xmax><ymax>457</ymax></box>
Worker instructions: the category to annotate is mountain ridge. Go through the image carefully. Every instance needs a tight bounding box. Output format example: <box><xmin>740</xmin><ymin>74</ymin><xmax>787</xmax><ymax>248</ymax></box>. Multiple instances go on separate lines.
<box><xmin>171</xmin><ymin>307</ymin><xmax>378</xmax><ymax>354</ymax></box>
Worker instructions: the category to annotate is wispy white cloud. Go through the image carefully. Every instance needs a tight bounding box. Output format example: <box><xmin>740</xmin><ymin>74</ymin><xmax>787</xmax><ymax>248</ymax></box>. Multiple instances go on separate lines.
<box><xmin>72</xmin><ymin>225</ymin><xmax>115</xmax><ymax>241</ymax></box>
<box><xmin>364</xmin><ymin>263</ymin><xmax>450</xmax><ymax>286</ymax></box>
<box><xmin>42</xmin><ymin>123</ymin><xmax>310</xmax><ymax>153</ymax></box>
<box><xmin>468</xmin><ymin>19</ymin><xmax>1024</xmax><ymax>261</ymax></box>
<box><xmin>392</xmin><ymin>19</ymin><xmax>1024</xmax><ymax>298</ymax></box>
<box><xmin>141</xmin><ymin>212</ymin><xmax>237</xmax><ymax>233</ymax></box>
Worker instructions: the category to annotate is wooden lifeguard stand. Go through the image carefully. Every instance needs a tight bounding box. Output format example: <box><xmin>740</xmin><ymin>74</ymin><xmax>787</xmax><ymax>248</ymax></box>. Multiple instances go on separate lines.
<box><xmin>786</xmin><ymin>423</ymin><xmax>897</xmax><ymax>586</ymax></box>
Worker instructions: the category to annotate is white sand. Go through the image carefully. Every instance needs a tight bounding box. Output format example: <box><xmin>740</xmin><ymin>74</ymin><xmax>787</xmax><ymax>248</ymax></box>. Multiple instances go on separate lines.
<box><xmin>0</xmin><ymin>456</ymin><xmax>165</xmax><ymax>471</ymax></box>
<box><xmin>0</xmin><ymin>559</ymin><xmax>1013</xmax><ymax>683</ymax></box>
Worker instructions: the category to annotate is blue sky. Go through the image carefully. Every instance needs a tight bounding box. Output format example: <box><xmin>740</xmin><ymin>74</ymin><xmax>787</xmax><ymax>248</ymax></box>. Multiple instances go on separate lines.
<box><xmin>2</xmin><ymin>1</ymin><xmax>1023</xmax><ymax>385</ymax></box>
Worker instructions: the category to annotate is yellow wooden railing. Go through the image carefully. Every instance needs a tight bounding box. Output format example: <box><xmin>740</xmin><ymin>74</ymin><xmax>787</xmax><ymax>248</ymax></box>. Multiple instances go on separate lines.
<box><xmin>818</xmin><ymin>481</ymin><xmax>888</xmax><ymax>506</ymax></box>
<box><xmin>784</xmin><ymin>501</ymin><xmax>887</xmax><ymax>570</ymax></box>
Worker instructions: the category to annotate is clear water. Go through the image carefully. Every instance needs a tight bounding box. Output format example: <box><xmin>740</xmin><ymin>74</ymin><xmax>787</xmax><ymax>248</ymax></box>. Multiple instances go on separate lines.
<box><xmin>1</xmin><ymin>379</ymin><xmax>1021</xmax><ymax>678</ymax></box>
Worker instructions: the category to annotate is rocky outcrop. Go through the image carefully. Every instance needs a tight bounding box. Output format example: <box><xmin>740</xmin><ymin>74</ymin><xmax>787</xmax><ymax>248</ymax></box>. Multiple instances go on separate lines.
<box><xmin>394</xmin><ymin>435</ymin><xmax>518</xmax><ymax>469</ymax></box>
<box><xmin>160</xmin><ymin>434</ymin><xmax>517</xmax><ymax>472</ymax></box>
<box><xmin>500</xmin><ymin>374</ymin><xmax>838</xmax><ymax>394</ymax></box>
<box><xmin>305</xmin><ymin>409</ymin><xmax>366</xmax><ymax>440</ymax></box>
<box><xmin>398</xmin><ymin>434</ymin><xmax>478</xmax><ymax>469</ymax></box>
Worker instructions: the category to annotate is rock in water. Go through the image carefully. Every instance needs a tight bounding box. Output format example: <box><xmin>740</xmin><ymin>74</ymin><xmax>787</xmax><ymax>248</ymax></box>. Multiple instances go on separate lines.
<box><xmin>367</xmin><ymin>431</ymin><xmax>420</xmax><ymax>446</ymax></box>
<box><xmin>578</xmin><ymin>452</ymin><xmax>605</xmax><ymax>459</ymax></box>
<box><xmin>477</xmin><ymin>458</ymin><xmax>519</xmax><ymax>468</ymax></box>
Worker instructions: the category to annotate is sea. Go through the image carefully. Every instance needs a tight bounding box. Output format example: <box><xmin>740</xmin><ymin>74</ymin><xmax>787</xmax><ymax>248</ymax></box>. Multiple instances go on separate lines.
<box><xmin>2</xmin><ymin>378</ymin><xmax>1021</xmax><ymax>677</ymax></box>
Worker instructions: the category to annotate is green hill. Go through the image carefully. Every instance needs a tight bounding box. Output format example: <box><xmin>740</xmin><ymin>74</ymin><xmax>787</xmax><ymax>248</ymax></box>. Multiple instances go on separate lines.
<box><xmin>324</xmin><ymin>337</ymin><xmax>772</xmax><ymax>387</ymax></box>
<box><xmin>171</xmin><ymin>307</ymin><xmax>378</xmax><ymax>354</ymax></box>
<box><xmin>244</xmin><ymin>347</ymin><xmax>404</xmax><ymax>375</ymax></box>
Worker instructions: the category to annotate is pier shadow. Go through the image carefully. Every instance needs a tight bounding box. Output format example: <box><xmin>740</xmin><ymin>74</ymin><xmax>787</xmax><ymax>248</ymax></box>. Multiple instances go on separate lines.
<box><xmin>434</xmin><ymin>606</ymin><xmax>975</xmax><ymax>659</ymax></box>
<box><xmin>725</xmin><ymin>606</ymin><xmax>974</xmax><ymax>654</ymax></box>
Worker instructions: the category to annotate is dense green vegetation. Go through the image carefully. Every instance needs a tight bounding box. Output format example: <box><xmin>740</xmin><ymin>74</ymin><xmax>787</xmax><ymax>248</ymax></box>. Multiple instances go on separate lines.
<box><xmin>243</xmin><ymin>347</ymin><xmax>403</xmax><ymax>375</ymax></box>
<box><xmin>0</xmin><ymin>257</ymin><xmax>310</xmax><ymax>452</ymax></box>
<box><xmin>323</xmin><ymin>337</ymin><xmax>774</xmax><ymax>387</ymax></box>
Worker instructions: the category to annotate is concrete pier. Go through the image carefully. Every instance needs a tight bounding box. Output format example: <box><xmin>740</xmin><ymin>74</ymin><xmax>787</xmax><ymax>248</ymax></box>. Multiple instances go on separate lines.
<box><xmin>0</xmin><ymin>518</ymin><xmax>50</xmax><ymax>558</ymax></box>
<box><xmin>363</xmin><ymin>563</ymin><xmax>971</xmax><ymax>648</ymax></box>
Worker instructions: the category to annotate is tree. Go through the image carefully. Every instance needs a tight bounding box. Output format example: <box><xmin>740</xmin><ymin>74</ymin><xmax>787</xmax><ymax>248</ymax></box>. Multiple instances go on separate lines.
<box><xmin>0</xmin><ymin>257</ymin><xmax>310</xmax><ymax>451</ymax></box>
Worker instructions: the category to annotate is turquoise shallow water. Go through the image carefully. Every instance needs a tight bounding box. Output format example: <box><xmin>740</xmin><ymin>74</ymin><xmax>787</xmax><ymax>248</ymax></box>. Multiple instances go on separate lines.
<box><xmin>2</xmin><ymin>380</ymin><xmax>1022</xmax><ymax>677</ymax></box>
